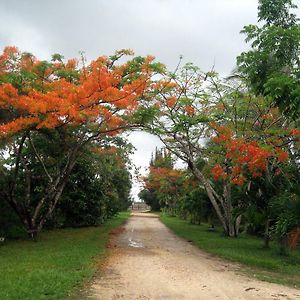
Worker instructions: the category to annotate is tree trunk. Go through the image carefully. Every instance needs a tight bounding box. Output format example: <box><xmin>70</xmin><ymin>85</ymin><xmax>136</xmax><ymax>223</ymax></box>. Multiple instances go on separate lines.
<box><xmin>37</xmin><ymin>179</ymin><xmax>69</xmax><ymax>232</ymax></box>
<box><xmin>190</xmin><ymin>163</ymin><xmax>240</xmax><ymax>237</ymax></box>
<box><xmin>264</xmin><ymin>219</ymin><xmax>271</xmax><ymax>249</ymax></box>
<box><xmin>4</xmin><ymin>146</ymin><xmax>79</xmax><ymax>240</ymax></box>
<box><xmin>279</xmin><ymin>235</ymin><xmax>288</xmax><ymax>255</ymax></box>
<box><xmin>223</xmin><ymin>182</ymin><xmax>237</xmax><ymax>237</ymax></box>
<box><xmin>27</xmin><ymin>228</ymin><xmax>38</xmax><ymax>241</ymax></box>
<box><xmin>192</xmin><ymin>167</ymin><xmax>227</xmax><ymax>229</ymax></box>
<box><xmin>235</xmin><ymin>215</ymin><xmax>242</xmax><ymax>236</ymax></box>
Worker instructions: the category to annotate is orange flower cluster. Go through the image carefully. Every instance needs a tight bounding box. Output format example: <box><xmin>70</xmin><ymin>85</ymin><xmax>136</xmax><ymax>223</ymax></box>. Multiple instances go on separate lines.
<box><xmin>211</xmin><ymin>164</ymin><xmax>226</xmax><ymax>181</ymax></box>
<box><xmin>144</xmin><ymin>167</ymin><xmax>184</xmax><ymax>194</ymax></box>
<box><xmin>166</xmin><ymin>96</ymin><xmax>177</xmax><ymax>108</ymax></box>
<box><xmin>152</xmin><ymin>81</ymin><xmax>176</xmax><ymax>90</ymax></box>
<box><xmin>235</xmin><ymin>143</ymin><xmax>271</xmax><ymax>178</ymax></box>
<box><xmin>184</xmin><ymin>105</ymin><xmax>195</xmax><ymax>115</ymax></box>
<box><xmin>211</xmin><ymin>123</ymin><xmax>232</xmax><ymax>143</ymax></box>
<box><xmin>231</xmin><ymin>175</ymin><xmax>246</xmax><ymax>186</ymax></box>
<box><xmin>0</xmin><ymin>116</ymin><xmax>40</xmax><ymax>136</ymax></box>
<box><xmin>276</xmin><ymin>149</ymin><xmax>289</xmax><ymax>163</ymax></box>
<box><xmin>211</xmin><ymin>124</ymin><xmax>290</xmax><ymax>186</ymax></box>
<box><xmin>290</xmin><ymin>128</ymin><xmax>300</xmax><ymax>139</ymax></box>
<box><xmin>0</xmin><ymin>46</ymin><xmax>18</xmax><ymax>74</ymax></box>
<box><xmin>0</xmin><ymin>47</ymin><xmax>154</xmax><ymax>138</ymax></box>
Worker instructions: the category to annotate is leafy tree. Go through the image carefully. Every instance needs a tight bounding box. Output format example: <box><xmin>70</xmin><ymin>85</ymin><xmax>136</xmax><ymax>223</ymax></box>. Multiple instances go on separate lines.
<box><xmin>235</xmin><ymin>0</ymin><xmax>300</xmax><ymax>249</ymax></box>
<box><xmin>143</xmin><ymin>63</ymin><xmax>244</xmax><ymax>236</ymax></box>
<box><xmin>0</xmin><ymin>46</ymin><xmax>161</xmax><ymax>239</ymax></box>
<box><xmin>208</xmin><ymin>76</ymin><xmax>300</xmax><ymax>247</ymax></box>
<box><xmin>138</xmin><ymin>188</ymin><xmax>161</xmax><ymax>211</ymax></box>
<box><xmin>143</xmin><ymin>149</ymin><xmax>181</xmax><ymax>215</ymax></box>
<box><xmin>143</xmin><ymin>60</ymin><xmax>300</xmax><ymax>237</ymax></box>
<box><xmin>56</xmin><ymin>143</ymin><xmax>132</xmax><ymax>227</ymax></box>
<box><xmin>271</xmin><ymin>186</ymin><xmax>300</xmax><ymax>253</ymax></box>
<box><xmin>139</xmin><ymin>148</ymin><xmax>173</xmax><ymax>211</ymax></box>
<box><xmin>178</xmin><ymin>187</ymin><xmax>211</xmax><ymax>225</ymax></box>
<box><xmin>237</xmin><ymin>0</ymin><xmax>300</xmax><ymax>119</ymax></box>
<box><xmin>141</xmin><ymin>148</ymin><xmax>211</xmax><ymax>223</ymax></box>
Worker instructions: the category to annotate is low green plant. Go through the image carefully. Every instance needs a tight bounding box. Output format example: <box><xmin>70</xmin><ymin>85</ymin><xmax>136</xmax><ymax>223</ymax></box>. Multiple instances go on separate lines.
<box><xmin>0</xmin><ymin>212</ymin><xmax>129</xmax><ymax>300</ymax></box>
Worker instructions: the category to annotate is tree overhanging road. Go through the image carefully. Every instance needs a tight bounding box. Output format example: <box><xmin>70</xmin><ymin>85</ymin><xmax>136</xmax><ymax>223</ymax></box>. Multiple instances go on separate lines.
<box><xmin>81</xmin><ymin>212</ymin><xmax>300</xmax><ymax>300</ymax></box>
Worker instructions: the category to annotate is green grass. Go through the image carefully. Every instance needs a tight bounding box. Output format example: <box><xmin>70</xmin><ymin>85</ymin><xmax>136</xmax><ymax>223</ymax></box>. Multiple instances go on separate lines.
<box><xmin>160</xmin><ymin>214</ymin><xmax>300</xmax><ymax>288</ymax></box>
<box><xmin>0</xmin><ymin>212</ymin><xmax>129</xmax><ymax>300</ymax></box>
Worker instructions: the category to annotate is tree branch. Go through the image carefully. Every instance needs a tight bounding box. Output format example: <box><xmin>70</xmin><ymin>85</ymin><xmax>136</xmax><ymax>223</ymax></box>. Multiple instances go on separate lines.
<box><xmin>28</xmin><ymin>134</ymin><xmax>53</xmax><ymax>183</ymax></box>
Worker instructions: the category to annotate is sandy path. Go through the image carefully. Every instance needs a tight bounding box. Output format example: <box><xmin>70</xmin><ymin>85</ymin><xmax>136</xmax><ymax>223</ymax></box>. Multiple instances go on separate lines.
<box><xmin>81</xmin><ymin>212</ymin><xmax>300</xmax><ymax>300</ymax></box>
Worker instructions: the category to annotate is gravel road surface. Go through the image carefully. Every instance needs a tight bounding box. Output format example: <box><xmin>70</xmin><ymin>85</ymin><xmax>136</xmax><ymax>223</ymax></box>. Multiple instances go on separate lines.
<box><xmin>81</xmin><ymin>212</ymin><xmax>300</xmax><ymax>300</ymax></box>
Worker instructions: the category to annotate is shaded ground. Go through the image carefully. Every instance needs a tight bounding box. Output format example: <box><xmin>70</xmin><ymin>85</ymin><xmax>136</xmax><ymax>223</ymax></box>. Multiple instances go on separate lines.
<box><xmin>80</xmin><ymin>212</ymin><xmax>300</xmax><ymax>300</ymax></box>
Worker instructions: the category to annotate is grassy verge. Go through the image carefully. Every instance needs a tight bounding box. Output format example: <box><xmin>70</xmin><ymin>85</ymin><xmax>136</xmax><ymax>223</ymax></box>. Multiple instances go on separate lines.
<box><xmin>0</xmin><ymin>212</ymin><xmax>130</xmax><ymax>300</ymax></box>
<box><xmin>160</xmin><ymin>214</ymin><xmax>300</xmax><ymax>288</ymax></box>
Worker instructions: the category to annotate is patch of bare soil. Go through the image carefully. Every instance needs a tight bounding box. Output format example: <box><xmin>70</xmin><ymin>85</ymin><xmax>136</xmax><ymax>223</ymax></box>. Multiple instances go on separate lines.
<box><xmin>79</xmin><ymin>212</ymin><xmax>300</xmax><ymax>300</ymax></box>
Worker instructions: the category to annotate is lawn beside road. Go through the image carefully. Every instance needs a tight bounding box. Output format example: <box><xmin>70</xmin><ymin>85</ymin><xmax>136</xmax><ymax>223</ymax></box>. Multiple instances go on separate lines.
<box><xmin>0</xmin><ymin>212</ymin><xmax>129</xmax><ymax>300</ymax></box>
<box><xmin>160</xmin><ymin>214</ymin><xmax>300</xmax><ymax>288</ymax></box>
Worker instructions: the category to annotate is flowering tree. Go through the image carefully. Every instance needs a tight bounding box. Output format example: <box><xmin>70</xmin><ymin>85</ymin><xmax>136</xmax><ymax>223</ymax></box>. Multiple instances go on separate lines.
<box><xmin>142</xmin><ymin>148</ymin><xmax>195</xmax><ymax>215</ymax></box>
<box><xmin>0</xmin><ymin>46</ymin><xmax>161</xmax><ymax>238</ymax></box>
<box><xmin>142</xmin><ymin>63</ymin><xmax>239</xmax><ymax>236</ymax></box>
<box><xmin>143</xmin><ymin>62</ymin><xmax>299</xmax><ymax>237</ymax></box>
<box><xmin>207</xmin><ymin>79</ymin><xmax>300</xmax><ymax>246</ymax></box>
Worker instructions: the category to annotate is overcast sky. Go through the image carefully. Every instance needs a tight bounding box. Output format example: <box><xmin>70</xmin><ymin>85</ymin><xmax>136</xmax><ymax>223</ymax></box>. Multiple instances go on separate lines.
<box><xmin>2</xmin><ymin>0</ymin><xmax>295</xmax><ymax>201</ymax></box>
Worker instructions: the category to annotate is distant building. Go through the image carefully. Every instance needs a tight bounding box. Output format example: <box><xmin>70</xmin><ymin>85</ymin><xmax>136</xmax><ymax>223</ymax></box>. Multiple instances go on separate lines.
<box><xmin>130</xmin><ymin>202</ymin><xmax>151</xmax><ymax>211</ymax></box>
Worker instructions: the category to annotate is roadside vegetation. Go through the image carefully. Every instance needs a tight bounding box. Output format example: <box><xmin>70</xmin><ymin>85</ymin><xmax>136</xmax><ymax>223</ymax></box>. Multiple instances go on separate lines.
<box><xmin>0</xmin><ymin>212</ymin><xmax>129</xmax><ymax>300</ymax></box>
<box><xmin>160</xmin><ymin>214</ymin><xmax>300</xmax><ymax>288</ymax></box>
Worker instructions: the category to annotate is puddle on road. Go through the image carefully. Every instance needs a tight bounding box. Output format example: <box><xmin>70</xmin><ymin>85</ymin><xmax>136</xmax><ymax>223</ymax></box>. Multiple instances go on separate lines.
<box><xmin>128</xmin><ymin>226</ymin><xmax>144</xmax><ymax>248</ymax></box>
<box><xmin>128</xmin><ymin>238</ymin><xmax>144</xmax><ymax>248</ymax></box>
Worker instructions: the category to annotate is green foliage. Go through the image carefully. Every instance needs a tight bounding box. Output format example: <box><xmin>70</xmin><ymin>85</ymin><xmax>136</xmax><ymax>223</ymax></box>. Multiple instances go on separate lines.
<box><xmin>238</xmin><ymin>0</ymin><xmax>300</xmax><ymax>119</ymax></box>
<box><xmin>258</xmin><ymin>0</ymin><xmax>298</xmax><ymax>26</ymax></box>
<box><xmin>131</xmin><ymin>105</ymin><xmax>160</xmax><ymax>125</ymax></box>
<box><xmin>138</xmin><ymin>188</ymin><xmax>161</xmax><ymax>211</ymax></box>
<box><xmin>55</xmin><ymin>151</ymin><xmax>132</xmax><ymax>227</ymax></box>
<box><xmin>122</xmin><ymin>56</ymin><xmax>164</xmax><ymax>82</ymax></box>
<box><xmin>0</xmin><ymin>201</ymin><xmax>26</xmax><ymax>239</ymax></box>
<box><xmin>51</xmin><ymin>53</ymin><xmax>64</xmax><ymax>62</ymax></box>
<box><xmin>238</xmin><ymin>158</ymin><xmax>300</xmax><ymax>252</ymax></box>
<box><xmin>0</xmin><ymin>128</ymin><xmax>133</xmax><ymax>237</ymax></box>
<box><xmin>264</xmin><ymin>74</ymin><xmax>300</xmax><ymax>113</ymax></box>
<box><xmin>59</xmin><ymin>146</ymin><xmax>131</xmax><ymax>227</ymax></box>
<box><xmin>271</xmin><ymin>187</ymin><xmax>300</xmax><ymax>238</ymax></box>
<box><xmin>53</xmin><ymin>69</ymin><xmax>80</xmax><ymax>82</ymax></box>
<box><xmin>56</xmin><ymin>146</ymin><xmax>131</xmax><ymax>227</ymax></box>
<box><xmin>177</xmin><ymin>187</ymin><xmax>212</xmax><ymax>225</ymax></box>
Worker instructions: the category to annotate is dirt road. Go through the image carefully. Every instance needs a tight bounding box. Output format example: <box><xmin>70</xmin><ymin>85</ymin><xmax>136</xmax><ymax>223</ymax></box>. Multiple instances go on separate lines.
<box><xmin>81</xmin><ymin>212</ymin><xmax>300</xmax><ymax>300</ymax></box>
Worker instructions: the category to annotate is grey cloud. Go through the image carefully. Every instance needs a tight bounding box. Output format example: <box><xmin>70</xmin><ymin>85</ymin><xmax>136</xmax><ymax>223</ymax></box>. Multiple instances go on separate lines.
<box><xmin>1</xmin><ymin>0</ymin><xmax>259</xmax><ymax>73</ymax></box>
